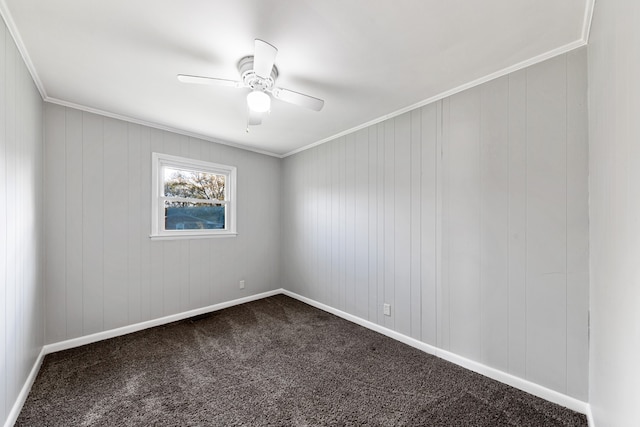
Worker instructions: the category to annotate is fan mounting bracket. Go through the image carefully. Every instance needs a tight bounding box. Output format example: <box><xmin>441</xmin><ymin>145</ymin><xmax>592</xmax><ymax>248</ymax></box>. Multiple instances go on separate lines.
<box><xmin>238</xmin><ymin>56</ymin><xmax>278</xmax><ymax>92</ymax></box>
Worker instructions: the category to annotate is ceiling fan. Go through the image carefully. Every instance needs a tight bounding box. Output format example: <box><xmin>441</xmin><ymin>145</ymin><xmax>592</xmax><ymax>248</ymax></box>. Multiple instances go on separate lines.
<box><xmin>177</xmin><ymin>39</ymin><xmax>324</xmax><ymax>128</ymax></box>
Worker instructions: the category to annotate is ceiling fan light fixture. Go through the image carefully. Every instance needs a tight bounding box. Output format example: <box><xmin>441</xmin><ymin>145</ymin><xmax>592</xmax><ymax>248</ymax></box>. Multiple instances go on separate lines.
<box><xmin>178</xmin><ymin>39</ymin><xmax>324</xmax><ymax>127</ymax></box>
<box><xmin>247</xmin><ymin>90</ymin><xmax>271</xmax><ymax>113</ymax></box>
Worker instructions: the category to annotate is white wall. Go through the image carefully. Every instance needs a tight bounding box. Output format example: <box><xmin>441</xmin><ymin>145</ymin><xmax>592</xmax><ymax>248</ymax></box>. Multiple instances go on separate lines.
<box><xmin>588</xmin><ymin>1</ymin><xmax>640</xmax><ymax>425</ymax></box>
<box><xmin>0</xmin><ymin>17</ymin><xmax>45</xmax><ymax>427</ymax></box>
<box><xmin>43</xmin><ymin>103</ymin><xmax>281</xmax><ymax>344</ymax></box>
<box><xmin>281</xmin><ymin>48</ymin><xmax>589</xmax><ymax>400</ymax></box>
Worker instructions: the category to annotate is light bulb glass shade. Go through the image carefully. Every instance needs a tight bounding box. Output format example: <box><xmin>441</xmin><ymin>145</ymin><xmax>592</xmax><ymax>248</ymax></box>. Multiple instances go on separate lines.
<box><xmin>247</xmin><ymin>90</ymin><xmax>271</xmax><ymax>113</ymax></box>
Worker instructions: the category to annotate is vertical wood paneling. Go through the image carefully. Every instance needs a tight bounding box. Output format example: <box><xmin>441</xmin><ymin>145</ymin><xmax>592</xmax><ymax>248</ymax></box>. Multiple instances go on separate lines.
<box><xmin>280</xmin><ymin>49</ymin><xmax>588</xmax><ymax>400</ymax></box>
<box><xmin>0</xmin><ymin>25</ymin><xmax>7</xmax><ymax>422</ymax></box>
<box><xmin>280</xmin><ymin>158</ymin><xmax>291</xmax><ymax>292</ymax></box>
<box><xmin>103</xmin><ymin>118</ymin><xmax>129</xmax><ymax>330</ymax></box>
<box><xmin>82</xmin><ymin>112</ymin><xmax>104</xmax><ymax>335</ymax></box>
<box><xmin>162</xmin><ymin>239</ymin><xmax>180</xmax><ymax>314</ymax></box>
<box><xmin>319</xmin><ymin>142</ymin><xmax>330</xmax><ymax>305</ymax></box>
<box><xmin>310</xmin><ymin>148</ymin><xmax>320</xmax><ymax>302</ymax></box>
<box><xmin>299</xmin><ymin>151</ymin><xmax>309</xmax><ymax>297</ymax></box>
<box><xmin>44</xmin><ymin>105</ymin><xmax>66</xmax><ymax>342</ymax></box>
<box><xmin>420</xmin><ymin>103</ymin><xmax>438</xmax><ymax>345</ymax></box>
<box><xmin>296</xmin><ymin>150</ymin><xmax>306</xmax><ymax>297</ymax></box>
<box><xmin>565</xmin><ymin>48</ymin><xmax>589</xmax><ymax>401</ymax></box>
<box><xmin>138</xmin><ymin>126</ymin><xmax>152</xmax><ymax>321</ymax></box>
<box><xmin>296</xmin><ymin>149</ymin><xmax>306</xmax><ymax>298</ymax></box>
<box><xmin>394</xmin><ymin>113</ymin><xmax>412</xmax><ymax>336</ymax></box>
<box><xmin>479</xmin><ymin>77</ymin><xmax>509</xmax><ymax>371</ymax></box>
<box><xmin>588</xmin><ymin>3</ymin><xmax>640</xmax><ymax>423</ymax></box>
<box><xmin>410</xmin><ymin>109</ymin><xmax>422</xmax><ymax>340</ymax></box>
<box><xmin>354</xmin><ymin>129</ymin><xmax>369</xmax><ymax>319</ymax></box>
<box><xmin>127</xmin><ymin>124</ymin><xmax>142</xmax><ymax>323</ymax></box>
<box><xmin>344</xmin><ymin>134</ymin><xmax>356</xmax><ymax>313</ymax></box>
<box><xmin>65</xmin><ymin>109</ymin><xmax>83</xmax><ymax>337</ymax></box>
<box><xmin>383</xmin><ymin>120</ymin><xmax>395</xmax><ymax>329</ymax></box>
<box><xmin>525</xmin><ymin>55</ymin><xmax>568</xmax><ymax>393</ymax></box>
<box><xmin>438</xmin><ymin>99</ymin><xmax>450</xmax><ymax>350</ymax></box>
<box><xmin>43</xmin><ymin>104</ymin><xmax>281</xmax><ymax>345</ymax></box>
<box><xmin>367</xmin><ymin>126</ymin><xmax>378</xmax><ymax>321</ymax></box>
<box><xmin>1</xmin><ymin>20</ymin><xmax>45</xmax><ymax>427</ymax></box>
<box><xmin>310</xmin><ymin>147</ymin><xmax>320</xmax><ymax>301</ymax></box>
<box><xmin>375</xmin><ymin>123</ymin><xmax>385</xmax><ymax>325</ymax></box>
<box><xmin>14</xmin><ymin>55</ymin><xmax>23</xmax><ymax>398</ymax></box>
<box><xmin>5</xmin><ymin>33</ymin><xmax>17</xmax><ymax>402</ymax></box>
<box><xmin>446</xmin><ymin>87</ymin><xmax>482</xmax><ymax>360</ymax></box>
<box><xmin>337</xmin><ymin>137</ymin><xmax>346</xmax><ymax>311</ymax></box>
<box><xmin>507</xmin><ymin>70</ymin><xmax>527</xmax><ymax>378</ymax></box>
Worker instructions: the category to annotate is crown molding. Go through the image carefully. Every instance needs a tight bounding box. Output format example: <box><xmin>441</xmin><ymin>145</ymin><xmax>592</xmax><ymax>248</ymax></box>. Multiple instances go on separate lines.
<box><xmin>45</xmin><ymin>97</ymin><xmax>283</xmax><ymax>158</ymax></box>
<box><xmin>582</xmin><ymin>0</ymin><xmax>595</xmax><ymax>43</ymax></box>
<box><xmin>283</xmin><ymin>38</ymin><xmax>589</xmax><ymax>158</ymax></box>
<box><xmin>0</xmin><ymin>0</ymin><xmax>47</xmax><ymax>98</ymax></box>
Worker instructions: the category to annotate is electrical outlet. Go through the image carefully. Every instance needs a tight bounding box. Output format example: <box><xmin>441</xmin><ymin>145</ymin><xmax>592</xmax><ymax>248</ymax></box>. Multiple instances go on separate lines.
<box><xmin>239</xmin><ymin>280</ymin><xmax>245</xmax><ymax>289</ymax></box>
<box><xmin>383</xmin><ymin>303</ymin><xmax>391</xmax><ymax>316</ymax></box>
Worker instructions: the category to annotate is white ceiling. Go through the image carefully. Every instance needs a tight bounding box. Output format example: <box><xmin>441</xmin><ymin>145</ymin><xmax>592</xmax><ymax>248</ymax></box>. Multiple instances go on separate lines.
<box><xmin>2</xmin><ymin>0</ymin><xmax>592</xmax><ymax>156</ymax></box>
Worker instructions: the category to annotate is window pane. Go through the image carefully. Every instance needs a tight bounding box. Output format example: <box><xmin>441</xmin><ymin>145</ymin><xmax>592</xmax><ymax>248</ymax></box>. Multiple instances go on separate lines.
<box><xmin>165</xmin><ymin>202</ymin><xmax>225</xmax><ymax>230</ymax></box>
<box><xmin>163</xmin><ymin>167</ymin><xmax>226</xmax><ymax>201</ymax></box>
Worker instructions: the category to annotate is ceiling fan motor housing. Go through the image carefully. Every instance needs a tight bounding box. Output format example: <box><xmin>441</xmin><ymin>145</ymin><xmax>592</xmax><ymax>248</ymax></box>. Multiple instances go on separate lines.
<box><xmin>238</xmin><ymin>56</ymin><xmax>278</xmax><ymax>92</ymax></box>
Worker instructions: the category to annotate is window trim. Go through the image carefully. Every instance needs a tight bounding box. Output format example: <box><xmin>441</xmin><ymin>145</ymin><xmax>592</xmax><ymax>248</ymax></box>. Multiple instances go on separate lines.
<box><xmin>150</xmin><ymin>152</ymin><xmax>237</xmax><ymax>239</ymax></box>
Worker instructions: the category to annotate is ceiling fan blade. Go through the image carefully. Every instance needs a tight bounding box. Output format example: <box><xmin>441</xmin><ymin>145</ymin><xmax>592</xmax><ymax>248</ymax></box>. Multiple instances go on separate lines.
<box><xmin>247</xmin><ymin>108</ymin><xmax>262</xmax><ymax>126</ymax></box>
<box><xmin>177</xmin><ymin>74</ymin><xmax>243</xmax><ymax>88</ymax></box>
<box><xmin>272</xmin><ymin>87</ymin><xmax>324</xmax><ymax>111</ymax></box>
<box><xmin>253</xmin><ymin>39</ymin><xmax>278</xmax><ymax>79</ymax></box>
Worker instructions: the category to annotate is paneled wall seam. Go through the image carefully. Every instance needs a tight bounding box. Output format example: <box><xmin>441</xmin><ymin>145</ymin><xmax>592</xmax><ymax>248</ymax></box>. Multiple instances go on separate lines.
<box><xmin>101</xmin><ymin>117</ymin><xmax>105</xmax><ymax>331</ymax></box>
<box><xmin>506</xmin><ymin>77</ymin><xmax>511</xmax><ymax>372</ymax></box>
<box><xmin>523</xmin><ymin>67</ymin><xmax>529</xmax><ymax>380</ymax></box>
<box><xmin>478</xmin><ymin>88</ymin><xmax>483</xmax><ymax>363</ymax></box>
<box><xmin>565</xmin><ymin>53</ymin><xmax>569</xmax><ymax>394</ymax></box>
<box><xmin>63</xmin><ymin>108</ymin><xmax>68</xmax><ymax>338</ymax></box>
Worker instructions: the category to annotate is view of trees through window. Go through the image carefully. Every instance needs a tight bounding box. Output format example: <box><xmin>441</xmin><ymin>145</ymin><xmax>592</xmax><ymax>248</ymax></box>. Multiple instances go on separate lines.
<box><xmin>163</xmin><ymin>168</ymin><xmax>226</xmax><ymax>230</ymax></box>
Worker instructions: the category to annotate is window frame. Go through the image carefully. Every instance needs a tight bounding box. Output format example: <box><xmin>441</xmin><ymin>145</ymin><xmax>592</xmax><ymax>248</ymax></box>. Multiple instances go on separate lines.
<box><xmin>151</xmin><ymin>152</ymin><xmax>237</xmax><ymax>239</ymax></box>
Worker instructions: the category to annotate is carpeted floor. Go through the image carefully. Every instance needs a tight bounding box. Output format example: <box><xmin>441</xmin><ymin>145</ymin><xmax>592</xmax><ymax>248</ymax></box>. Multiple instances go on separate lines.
<box><xmin>17</xmin><ymin>295</ymin><xmax>587</xmax><ymax>426</ymax></box>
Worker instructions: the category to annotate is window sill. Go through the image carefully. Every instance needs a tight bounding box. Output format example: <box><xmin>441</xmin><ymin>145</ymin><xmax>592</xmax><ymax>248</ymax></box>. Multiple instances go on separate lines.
<box><xmin>150</xmin><ymin>232</ymin><xmax>238</xmax><ymax>241</ymax></box>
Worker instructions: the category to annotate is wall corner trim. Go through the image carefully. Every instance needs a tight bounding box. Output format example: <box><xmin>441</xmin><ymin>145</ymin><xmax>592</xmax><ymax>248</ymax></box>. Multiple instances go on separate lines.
<box><xmin>4</xmin><ymin>348</ymin><xmax>46</xmax><ymax>427</ymax></box>
<box><xmin>282</xmin><ymin>290</ymin><xmax>590</xmax><ymax>416</ymax></box>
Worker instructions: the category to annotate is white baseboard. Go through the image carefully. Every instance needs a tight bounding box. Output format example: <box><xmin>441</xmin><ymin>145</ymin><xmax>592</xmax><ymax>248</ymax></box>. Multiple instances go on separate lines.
<box><xmin>586</xmin><ymin>404</ymin><xmax>595</xmax><ymax>427</ymax></box>
<box><xmin>282</xmin><ymin>289</ymin><xmax>590</xmax><ymax>416</ymax></box>
<box><xmin>4</xmin><ymin>347</ymin><xmax>46</xmax><ymax>427</ymax></box>
<box><xmin>43</xmin><ymin>289</ymin><xmax>281</xmax><ymax>354</ymax></box>
<box><xmin>11</xmin><ymin>288</ymin><xmax>590</xmax><ymax>426</ymax></box>
<box><xmin>280</xmin><ymin>290</ymin><xmax>440</xmax><ymax>356</ymax></box>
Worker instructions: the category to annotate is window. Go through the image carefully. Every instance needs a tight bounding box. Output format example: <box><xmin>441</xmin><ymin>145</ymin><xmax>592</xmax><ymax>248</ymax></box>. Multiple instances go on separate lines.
<box><xmin>151</xmin><ymin>153</ymin><xmax>237</xmax><ymax>239</ymax></box>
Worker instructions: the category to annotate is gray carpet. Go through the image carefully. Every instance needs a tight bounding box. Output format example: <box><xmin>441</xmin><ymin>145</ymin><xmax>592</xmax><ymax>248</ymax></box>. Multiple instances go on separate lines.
<box><xmin>17</xmin><ymin>295</ymin><xmax>587</xmax><ymax>426</ymax></box>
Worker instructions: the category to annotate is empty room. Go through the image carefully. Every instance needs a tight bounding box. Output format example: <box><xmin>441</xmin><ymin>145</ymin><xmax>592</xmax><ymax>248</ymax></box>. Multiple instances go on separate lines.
<box><xmin>1</xmin><ymin>0</ymin><xmax>638</xmax><ymax>426</ymax></box>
